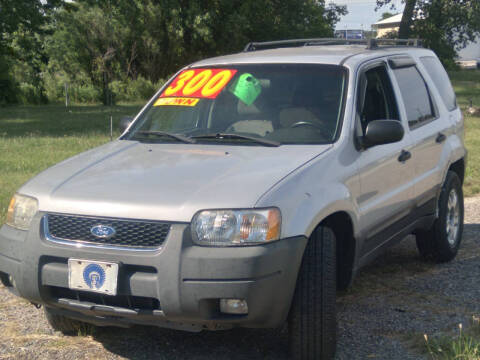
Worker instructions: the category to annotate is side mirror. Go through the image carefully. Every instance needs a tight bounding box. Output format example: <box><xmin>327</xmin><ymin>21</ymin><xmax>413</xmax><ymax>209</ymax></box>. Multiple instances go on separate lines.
<box><xmin>119</xmin><ymin>116</ymin><xmax>133</xmax><ymax>133</ymax></box>
<box><xmin>362</xmin><ymin>120</ymin><xmax>404</xmax><ymax>148</ymax></box>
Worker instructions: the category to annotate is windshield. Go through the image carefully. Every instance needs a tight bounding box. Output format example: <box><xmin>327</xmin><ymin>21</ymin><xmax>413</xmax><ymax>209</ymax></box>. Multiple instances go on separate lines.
<box><xmin>124</xmin><ymin>64</ymin><xmax>347</xmax><ymax>145</ymax></box>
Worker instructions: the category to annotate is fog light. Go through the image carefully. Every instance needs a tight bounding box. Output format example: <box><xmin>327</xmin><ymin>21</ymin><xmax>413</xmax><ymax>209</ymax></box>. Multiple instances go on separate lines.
<box><xmin>220</xmin><ymin>299</ymin><xmax>248</xmax><ymax>314</ymax></box>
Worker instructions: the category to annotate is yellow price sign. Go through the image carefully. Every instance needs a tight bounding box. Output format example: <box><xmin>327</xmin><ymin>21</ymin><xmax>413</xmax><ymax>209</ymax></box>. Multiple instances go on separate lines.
<box><xmin>153</xmin><ymin>97</ymin><xmax>200</xmax><ymax>107</ymax></box>
<box><xmin>161</xmin><ymin>68</ymin><xmax>237</xmax><ymax>99</ymax></box>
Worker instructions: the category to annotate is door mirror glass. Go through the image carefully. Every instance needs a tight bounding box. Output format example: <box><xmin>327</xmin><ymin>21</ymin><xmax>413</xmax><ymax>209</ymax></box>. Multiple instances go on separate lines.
<box><xmin>363</xmin><ymin>120</ymin><xmax>404</xmax><ymax>148</ymax></box>
<box><xmin>119</xmin><ymin>116</ymin><xmax>133</xmax><ymax>133</ymax></box>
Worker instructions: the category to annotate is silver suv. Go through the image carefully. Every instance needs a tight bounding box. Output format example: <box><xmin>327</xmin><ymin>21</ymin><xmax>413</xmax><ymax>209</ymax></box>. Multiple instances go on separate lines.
<box><xmin>0</xmin><ymin>39</ymin><xmax>466</xmax><ymax>359</ymax></box>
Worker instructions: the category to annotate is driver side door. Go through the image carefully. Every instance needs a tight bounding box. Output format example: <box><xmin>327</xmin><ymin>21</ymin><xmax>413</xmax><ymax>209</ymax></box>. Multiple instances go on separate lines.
<box><xmin>354</xmin><ymin>61</ymin><xmax>416</xmax><ymax>261</ymax></box>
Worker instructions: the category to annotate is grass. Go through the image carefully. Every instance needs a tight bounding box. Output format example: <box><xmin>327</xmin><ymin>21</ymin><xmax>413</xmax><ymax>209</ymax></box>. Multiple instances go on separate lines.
<box><xmin>449</xmin><ymin>70</ymin><xmax>480</xmax><ymax>197</ymax></box>
<box><xmin>0</xmin><ymin>70</ymin><xmax>479</xmax><ymax>223</ymax></box>
<box><xmin>0</xmin><ymin>104</ymin><xmax>142</xmax><ymax>222</ymax></box>
<box><xmin>423</xmin><ymin>318</ymin><xmax>480</xmax><ymax>359</ymax></box>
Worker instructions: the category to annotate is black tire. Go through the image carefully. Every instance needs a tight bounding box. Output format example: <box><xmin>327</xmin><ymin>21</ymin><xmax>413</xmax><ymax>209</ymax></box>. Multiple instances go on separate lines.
<box><xmin>288</xmin><ymin>226</ymin><xmax>337</xmax><ymax>360</ymax></box>
<box><xmin>416</xmin><ymin>171</ymin><xmax>464</xmax><ymax>263</ymax></box>
<box><xmin>44</xmin><ymin>307</ymin><xmax>93</xmax><ymax>335</ymax></box>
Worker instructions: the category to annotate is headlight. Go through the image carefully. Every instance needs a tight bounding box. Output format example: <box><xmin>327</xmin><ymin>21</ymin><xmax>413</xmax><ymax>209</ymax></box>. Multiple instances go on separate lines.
<box><xmin>192</xmin><ymin>208</ymin><xmax>281</xmax><ymax>246</ymax></box>
<box><xmin>6</xmin><ymin>194</ymin><xmax>38</xmax><ymax>230</ymax></box>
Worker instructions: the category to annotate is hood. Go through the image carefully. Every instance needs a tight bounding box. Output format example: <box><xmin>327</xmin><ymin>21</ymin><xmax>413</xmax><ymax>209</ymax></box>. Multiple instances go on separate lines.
<box><xmin>20</xmin><ymin>140</ymin><xmax>331</xmax><ymax>222</ymax></box>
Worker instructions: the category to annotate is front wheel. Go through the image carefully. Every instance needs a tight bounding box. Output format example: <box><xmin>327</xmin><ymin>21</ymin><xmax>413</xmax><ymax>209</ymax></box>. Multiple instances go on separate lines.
<box><xmin>288</xmin><ymin>225</ymin><xmax>337</xmax><ymax>360</ymax></box>
<box><xmin>416</xmin><ymin>171</ymin><xmax>464</xmax><ymax>262</ymax></box>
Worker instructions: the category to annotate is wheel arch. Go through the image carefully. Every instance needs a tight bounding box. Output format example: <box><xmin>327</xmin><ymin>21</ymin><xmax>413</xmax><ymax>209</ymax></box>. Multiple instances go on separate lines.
<box><xmin>317</xmin><ymin>211</ymin><xmax>357</xmax><ymax>290</ymax></box>
<box><xmin>448</xmin><ymin>157</ymin><xmax>465</xmax><ymax>185</ymax></box>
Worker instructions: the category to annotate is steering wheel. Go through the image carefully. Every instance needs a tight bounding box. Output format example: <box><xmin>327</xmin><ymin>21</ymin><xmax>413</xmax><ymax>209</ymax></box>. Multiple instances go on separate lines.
<box><xmin>290</xmin><ymin>121</ymin><xmax>322</xmax><ymax>130</ymax></box>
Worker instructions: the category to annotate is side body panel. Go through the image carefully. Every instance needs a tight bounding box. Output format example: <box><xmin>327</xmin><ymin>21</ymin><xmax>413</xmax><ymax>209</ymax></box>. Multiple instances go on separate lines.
<box><xmin>256</xmin><ymin>50</ymin><xmax>467</xmax><ymax>276</ymax></box>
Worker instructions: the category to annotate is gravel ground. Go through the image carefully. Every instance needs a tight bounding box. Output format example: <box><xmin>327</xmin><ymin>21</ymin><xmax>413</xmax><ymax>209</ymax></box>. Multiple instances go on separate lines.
<box><xmin>1</xmin><ymin>198</ymin><xmax>480</xmax><ymax>359</ymax></box>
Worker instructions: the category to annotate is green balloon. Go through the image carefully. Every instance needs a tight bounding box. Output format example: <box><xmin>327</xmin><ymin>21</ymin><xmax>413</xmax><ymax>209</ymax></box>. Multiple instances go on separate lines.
<box><xmin>229</xmin><ymin>73</ymin><xmax>262</xmax><ymax>105</ymax></box>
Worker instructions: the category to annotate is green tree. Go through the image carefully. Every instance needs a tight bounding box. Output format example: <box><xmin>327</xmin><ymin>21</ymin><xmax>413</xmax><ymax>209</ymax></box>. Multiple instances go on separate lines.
<box><xmin>380</xmin><ymin>12</ymin><xmax>395</xmax><ymax>20</ymax></box>
<box><xmin>0</xmin><ymin>0</ymin><xmax>63</xmax><ymax>104</ymax></box>
<box><xmin>376</xmin><ymin>0</ymin><xmax>480</xmax><ymax>65</ymax></box>
<box><xmin>202</xmin><ymin>0</ymin><xmax>346</xmax><ymax>56</ymax></box>
<box><xmin>47</xmin><ymin>2</ymin><xmax>125</xmax><ymax>104</ymax></box>
<box><xmin>46</xmin><ymin>0</ymin><xmax>346</xmax><ymax>104</ymax></box>
<box><xmin>9</xmin><ymin>26</ymin><xmax>49</xmax><ymax>104</ymax></box>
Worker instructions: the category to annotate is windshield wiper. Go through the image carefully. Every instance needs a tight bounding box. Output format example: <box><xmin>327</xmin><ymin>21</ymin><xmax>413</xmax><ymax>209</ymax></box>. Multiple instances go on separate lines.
<box><xmin>191</xmin><ymin>133</ymin><xmax>280</xmax><ymax>147</ymax></box>
<box><xmin>134</xmin><ymin>131</ymin><xmax>195</xmax><ymax>144</ymax></box>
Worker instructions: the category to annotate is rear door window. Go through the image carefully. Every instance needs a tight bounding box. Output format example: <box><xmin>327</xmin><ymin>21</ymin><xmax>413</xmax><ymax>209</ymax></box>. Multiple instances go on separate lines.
<box><xmin>392</xmin><ymin>66</ymin><xmax>436</xmax><ymax>129</ymax></box>
<box><xmin>420</xmin><ymin>56</ymin><xmax>457</xmax><ymax>111</ymax></box>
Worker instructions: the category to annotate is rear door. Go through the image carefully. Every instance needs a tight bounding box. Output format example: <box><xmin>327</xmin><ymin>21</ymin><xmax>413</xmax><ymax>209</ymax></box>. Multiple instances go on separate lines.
<box><xmin>354</xmin><ymin>61</ymin><xmax>416</xmax><ymax>257</ymax></box>
<box><xmin>389</xmin><ymin>56</ymin><xmax>453</xmax><ymax>215</ymax></box>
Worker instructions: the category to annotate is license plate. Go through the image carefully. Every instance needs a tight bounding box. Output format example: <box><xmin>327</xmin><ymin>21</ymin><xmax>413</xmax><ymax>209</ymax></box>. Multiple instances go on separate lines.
<box><xmin>68</xmin><ymin>259</ymin><xmax>119</xmax><ymax>295</ymax></box>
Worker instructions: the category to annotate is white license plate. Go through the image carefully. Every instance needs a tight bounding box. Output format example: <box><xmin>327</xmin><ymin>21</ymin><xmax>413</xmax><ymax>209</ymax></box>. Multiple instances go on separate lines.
<box><xmin>68</xmin><ymin>259</ymin><xmax>119</xmax><ymax>295</ymax></box>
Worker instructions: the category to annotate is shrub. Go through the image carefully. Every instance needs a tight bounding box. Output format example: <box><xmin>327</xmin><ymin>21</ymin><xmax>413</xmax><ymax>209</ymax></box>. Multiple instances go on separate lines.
<box><xmin>127</xmin><ymin>77</ymin><xmax>158</xmax><ymax>100</ymax></box>
<box><xmin>44</xmin><ymin>73</ymin><xmax>102</xmax><ymax>104</ymax></box>
<box><xmin>71</xmin><ymin>85</ymin><xmax>102</xmax><ymax>104</ymax></box>
<box><xmin>17</xmin><ymin>82</ymin><xmax>48</xmax><ymax>105</ymax></box>
<box><xmin>44</xmin><ymin>70</ymin><xmax>163</xmax><ymax>104</ymax></box>
<box><xmin>0</xmin><ymin>56</ymin><xmax>18</xmax><ymax>105</ymax></box>
<box><xmin>111</xmin><ymin>77</ymin><xmax>163</xmax><ymax>102</ymax></box>
<box><xmin>43</xmin><ymin>72</ymin><xmax>66</xmax><ymax>103</ymax></box>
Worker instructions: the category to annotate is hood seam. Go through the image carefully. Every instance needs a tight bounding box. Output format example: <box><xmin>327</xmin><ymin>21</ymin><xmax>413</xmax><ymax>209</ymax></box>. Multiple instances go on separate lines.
<box><xmin>254</xmin><ymin>145</ymin><xmax>333</xmax><ymax>207</ymax></box>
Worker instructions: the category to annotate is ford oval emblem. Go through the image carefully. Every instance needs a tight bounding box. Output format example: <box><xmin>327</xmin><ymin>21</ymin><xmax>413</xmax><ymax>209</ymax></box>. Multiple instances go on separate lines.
<box><xmin>91</xmin><ymin>225</ymin><xmax>116</xmax><ymax>239</ymax></box>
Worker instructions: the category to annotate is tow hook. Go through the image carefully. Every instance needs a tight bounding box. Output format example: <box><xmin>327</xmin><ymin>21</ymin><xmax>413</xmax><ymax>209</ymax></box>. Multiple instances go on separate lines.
<box><xmin>31</xmin><ymin>302</ymin><xmax>42</xmax><ymax>309</ymax></box>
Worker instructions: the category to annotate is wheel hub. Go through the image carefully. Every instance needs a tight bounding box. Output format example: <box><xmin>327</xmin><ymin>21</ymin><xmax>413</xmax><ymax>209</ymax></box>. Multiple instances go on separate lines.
<box><xmin>446</xmin><ymin>188</ymin><xmax>460</xmax><ymax>246</ymax></box>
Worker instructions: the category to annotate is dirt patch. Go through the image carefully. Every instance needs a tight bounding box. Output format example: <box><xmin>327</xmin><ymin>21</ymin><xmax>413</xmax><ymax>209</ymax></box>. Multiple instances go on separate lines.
<box><xmin>1</xmin><ymin>198</ymin><xmax>480</xmax><ymax>359</ymax></box>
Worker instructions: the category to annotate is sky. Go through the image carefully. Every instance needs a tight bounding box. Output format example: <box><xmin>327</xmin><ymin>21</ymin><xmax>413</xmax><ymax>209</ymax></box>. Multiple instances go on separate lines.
<box><xmin>328</xmin><ymin>0</ymin><xmax>405</xmax><ymax>31</ymax></box>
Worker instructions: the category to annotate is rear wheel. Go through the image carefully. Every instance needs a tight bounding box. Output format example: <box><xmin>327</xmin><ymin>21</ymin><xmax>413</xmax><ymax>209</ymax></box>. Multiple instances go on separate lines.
<box><xmin>44</xmin><ymin>307</ymin><xmax>93</xmax><ymax>335</ymax></box>
<box><xmin>288</xmin><ymin>225</ymin><xmax>336</xmax><ymax>360</ymax></box>
<box><xmin>416</xmin><ymin>171</ymin><xmax>464</xmax><ymax>262</ymax></box>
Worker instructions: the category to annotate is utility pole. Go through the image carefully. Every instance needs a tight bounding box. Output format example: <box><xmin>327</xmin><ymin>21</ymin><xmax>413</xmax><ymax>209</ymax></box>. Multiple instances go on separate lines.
<box><xmin>108</xmin><ymin>0</ymin><xmax>113</xmax><ymax>141</ymax></box>
<box><xmin>65</xmin><ymin>82</ymin><xmax>69</xmax><ymax>108</ymax></box>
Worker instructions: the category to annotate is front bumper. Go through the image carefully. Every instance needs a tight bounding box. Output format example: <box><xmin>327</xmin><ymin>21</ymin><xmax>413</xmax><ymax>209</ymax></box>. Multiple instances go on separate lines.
<box><xmin>0</xmin><ymin>213</ymin><xmax>307</xmax><ymax>331</ymax></box>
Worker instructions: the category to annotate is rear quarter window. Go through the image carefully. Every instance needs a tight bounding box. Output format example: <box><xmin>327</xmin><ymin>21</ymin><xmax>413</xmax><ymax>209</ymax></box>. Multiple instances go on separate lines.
<box><xmin>392</xmin><ymin>66</ymin><xmax>436</xmax><ymax>129</ymax></box>
<box><xmin>420</xmin><ymin>56</ymin><xmax>457</xmax><ymax>111</ymax></box>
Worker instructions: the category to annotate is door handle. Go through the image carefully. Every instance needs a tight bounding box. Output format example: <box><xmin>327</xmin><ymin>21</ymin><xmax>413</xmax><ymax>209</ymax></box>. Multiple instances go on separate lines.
<box><xmin>436</xmin><ymin>132</ymin><xmax>446</xmax><ymax>143</ymax></box>
<box><xmin>398</xmin><ymin>150</ymin><xmax>411</xmax><ymax>163</ymax></box>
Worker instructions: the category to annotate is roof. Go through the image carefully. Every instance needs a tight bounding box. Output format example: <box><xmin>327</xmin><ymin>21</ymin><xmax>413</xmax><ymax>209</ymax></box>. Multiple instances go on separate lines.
<box><xmin>192</xmin><ymin>45</ymin><xmax>371</xmax><ymax>67</ymax></box>
<box><xmin>191</xmin><ymin>44</ymin><xmax>431</xmax><ymax>68</ymax></box>
<box><xmin>373</xmin><ymin>13</ymin><xmax>403</xmax><ymax>26</ymax></box>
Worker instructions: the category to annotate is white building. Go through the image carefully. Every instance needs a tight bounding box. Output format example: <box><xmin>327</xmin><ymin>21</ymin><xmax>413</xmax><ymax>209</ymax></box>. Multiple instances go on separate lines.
<box><xmin>372</xmin><ymin>14</ymin><xmax>403</xmax><ymax>38</ymax></box>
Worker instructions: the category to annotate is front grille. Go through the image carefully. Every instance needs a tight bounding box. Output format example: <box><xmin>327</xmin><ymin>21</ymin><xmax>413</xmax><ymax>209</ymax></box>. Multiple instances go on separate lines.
<box><xmin>45</xmin><ymin>214</ymin><xmax>171</xmax><ymax>249</ymax></box>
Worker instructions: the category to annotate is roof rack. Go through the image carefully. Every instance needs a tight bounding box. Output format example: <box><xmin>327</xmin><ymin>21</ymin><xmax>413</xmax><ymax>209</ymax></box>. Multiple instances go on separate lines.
<box><xmin>243</xmin><ymin>38</ymin><xmax>423</xmax><ymax>52</ymax></box>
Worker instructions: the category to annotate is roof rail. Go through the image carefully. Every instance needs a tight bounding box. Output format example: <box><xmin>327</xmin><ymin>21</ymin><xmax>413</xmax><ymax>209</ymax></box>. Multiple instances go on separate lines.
<box><xmin>243</xmin><ymin>38</ymin><xmax>423</xmax><ymax>52</ymax></box>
